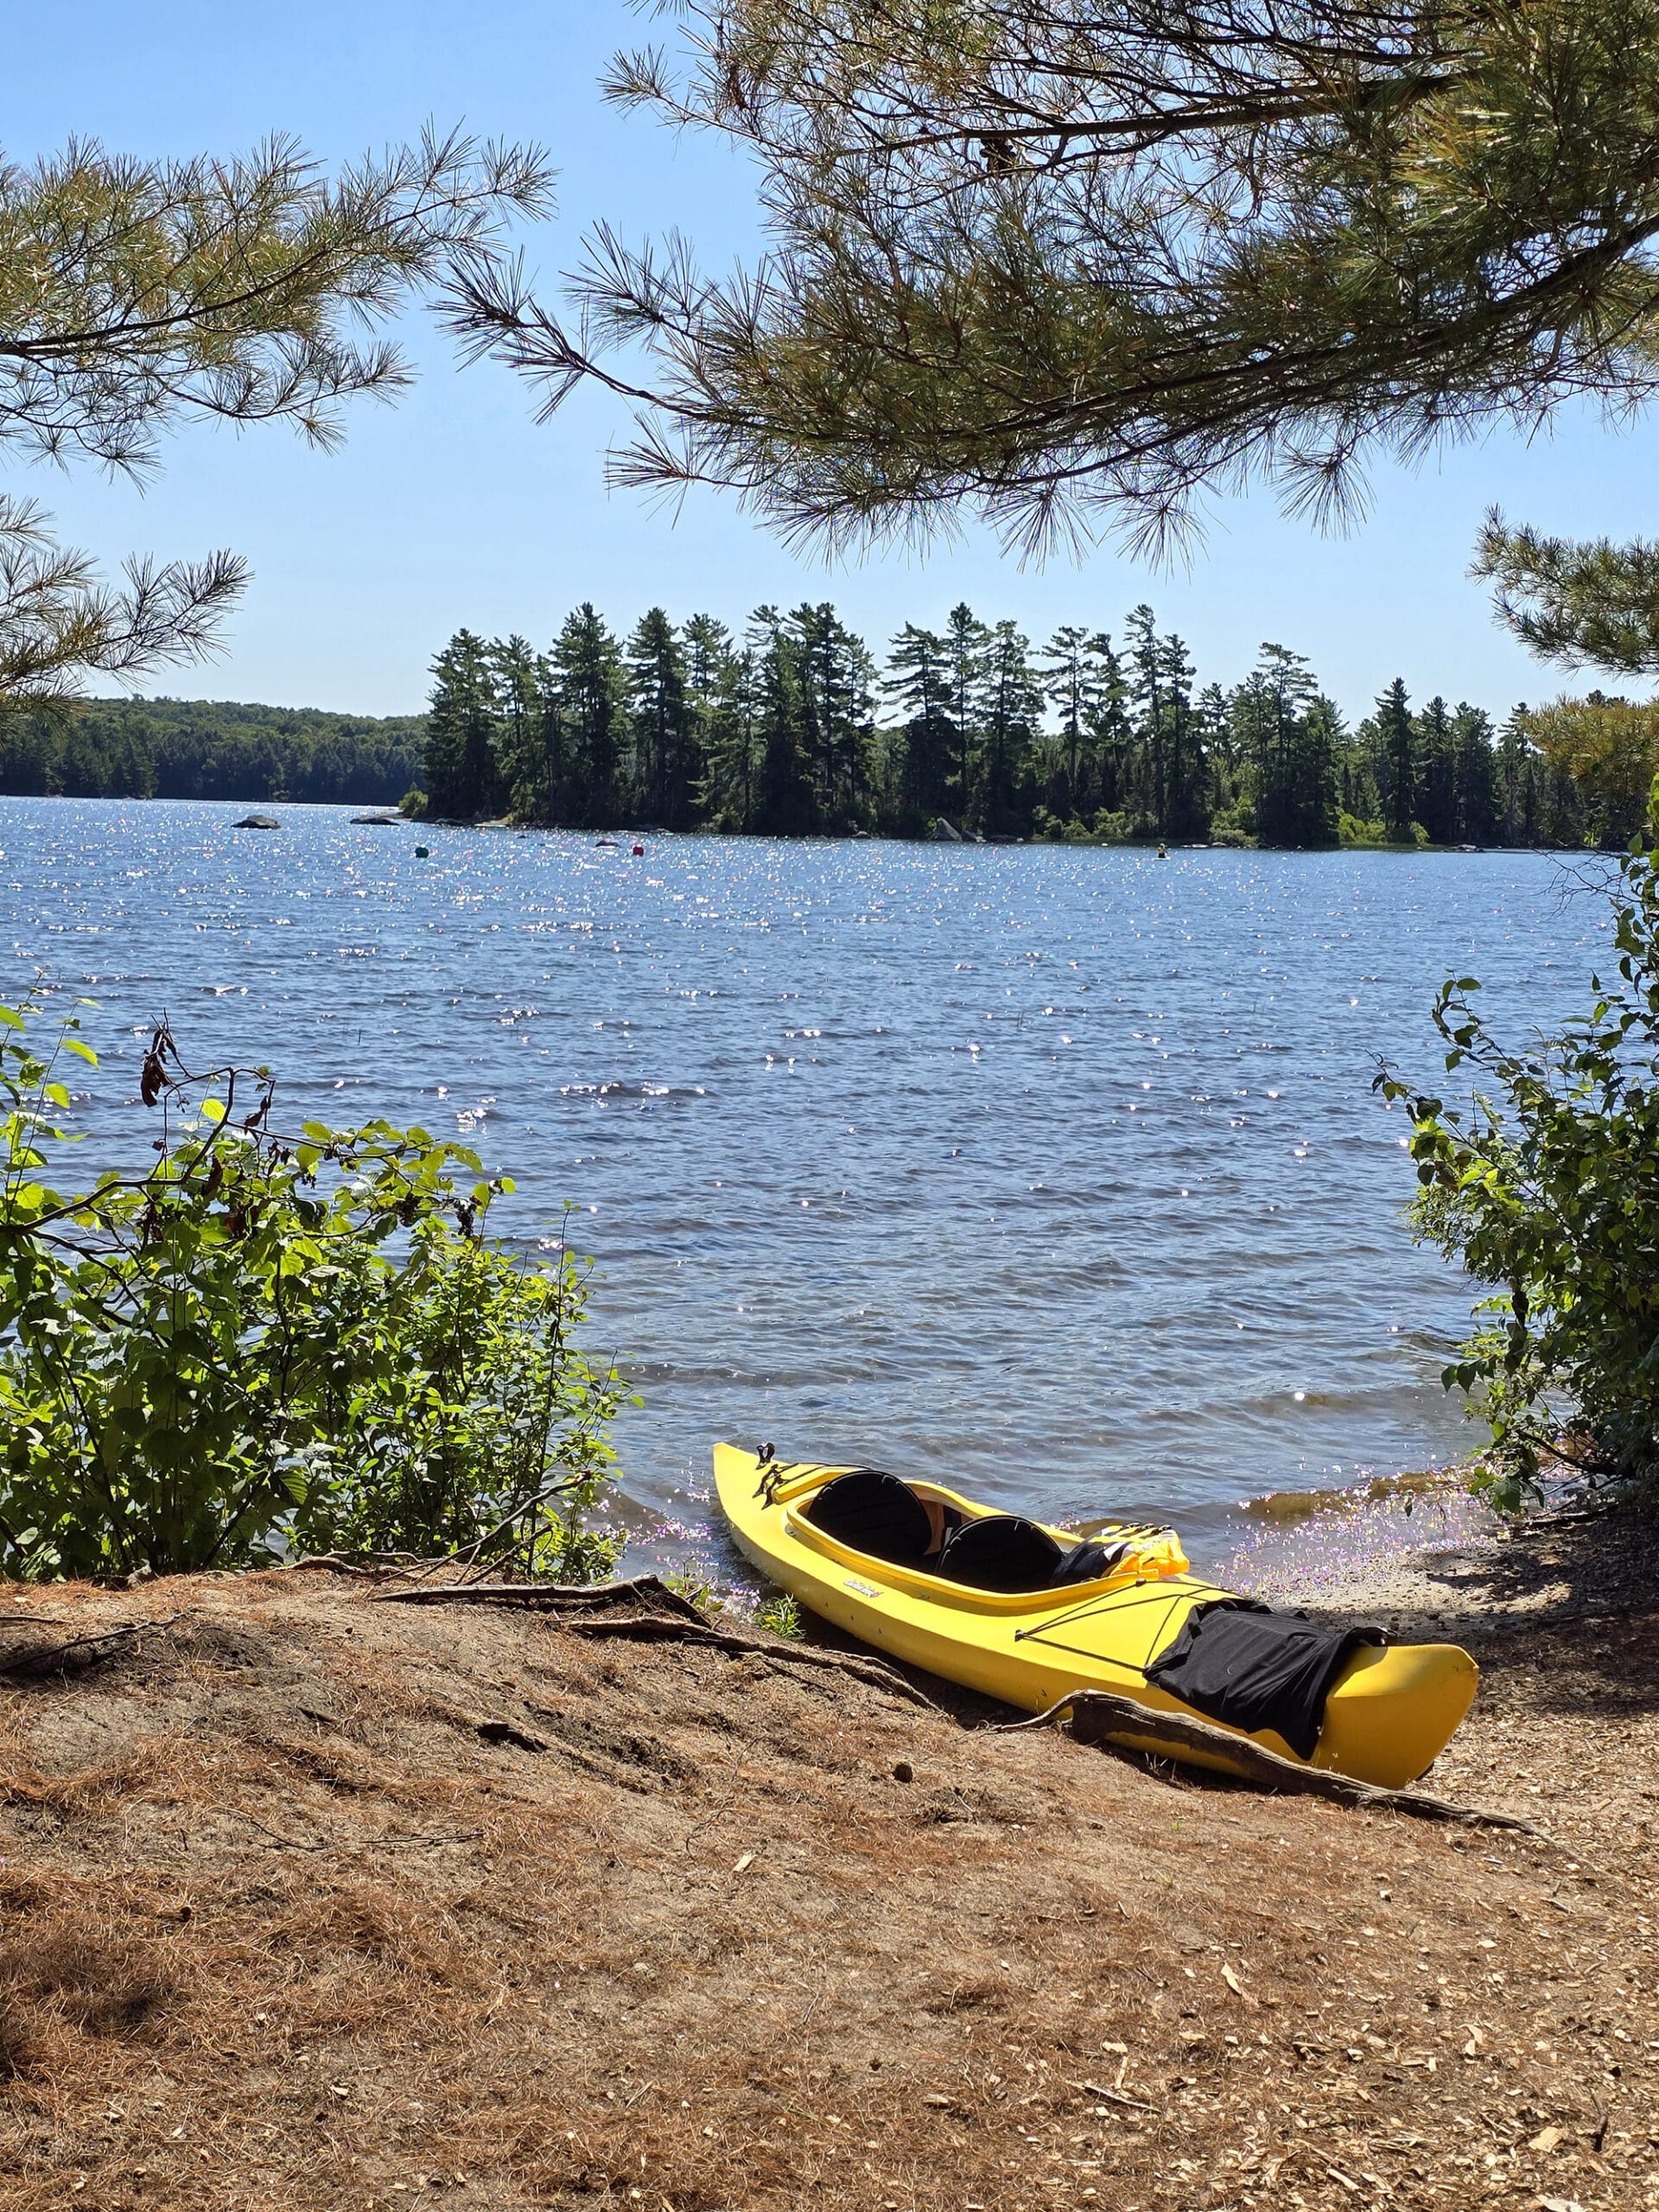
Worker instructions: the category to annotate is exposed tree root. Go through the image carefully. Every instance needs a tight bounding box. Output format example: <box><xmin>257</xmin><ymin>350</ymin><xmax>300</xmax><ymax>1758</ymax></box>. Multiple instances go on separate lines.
<box><xmin>996</xmin><ymin>1688</ymin><xmax>1560</xmax><ymax>1840</ymax></box>
<box><xmin>0</xmin><ymin>1614</ymin><xmax>184</xmax><ymax>1681</ymax></box>
<box><xmin>369</xmin><ymin>1573</ymin><xmax>708</xmax><ymax>1621</ymax></box>
<box><xmin>280</xmin><ymin>1554</ymin><xmax>419</xmax><ymax>1580</ymax></box>
<box><xmin>557</xmin><ymin>1614</ymin><xmax>941</xmax><ymax>1706</ymax></box>
<box><xmin>368</xmin><ymin>1577</ymin><xmax>939</xmax><ymax>1707</ymax></box>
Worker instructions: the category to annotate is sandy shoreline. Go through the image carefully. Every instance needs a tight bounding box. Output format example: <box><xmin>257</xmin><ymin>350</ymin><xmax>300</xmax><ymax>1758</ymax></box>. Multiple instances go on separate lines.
<box><xmin>1227</xmin><ymin>1472</ymin><xmax>1659</xmax><ymax>1637</ymax></box>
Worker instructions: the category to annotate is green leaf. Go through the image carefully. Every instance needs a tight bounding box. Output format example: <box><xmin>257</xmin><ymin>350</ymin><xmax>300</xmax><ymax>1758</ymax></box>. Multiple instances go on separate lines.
<box><xmin>0</xmin><ymin>1014</ymin><xmax>625</xmax><ymax>1583</ymax></box>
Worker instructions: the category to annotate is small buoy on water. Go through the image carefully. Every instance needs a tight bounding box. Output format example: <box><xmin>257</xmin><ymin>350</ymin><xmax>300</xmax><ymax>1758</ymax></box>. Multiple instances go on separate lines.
<box><xmin>415</xmin><ymin>845</ymin><xmax>430</xmax><ymax>858</ymax></box>
<box><xmin>632</xmin><ymin>843</ymin><xmax>645</xmax><ymax>857</ymax></box>
<box><xmin>1157</xmin><ymin>842</ymin><xmax>1168</xmax><ymax>859</ymax></box>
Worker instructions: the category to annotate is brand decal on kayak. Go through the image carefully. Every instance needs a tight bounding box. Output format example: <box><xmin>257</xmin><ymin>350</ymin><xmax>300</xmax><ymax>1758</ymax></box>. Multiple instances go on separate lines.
<box><xmin>842</xmin><ymin>1578</ymin><xmax>882</xmax><ymax>1598</ymax></box>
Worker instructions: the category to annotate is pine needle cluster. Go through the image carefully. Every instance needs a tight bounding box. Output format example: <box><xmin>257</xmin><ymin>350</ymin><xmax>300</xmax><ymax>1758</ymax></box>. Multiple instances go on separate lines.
<box><xmin>451</xmin><ymin>0</ymin><xmax>1659</xmax><ymax>565</ymax></box>
<box><xmin>0</xmin><ymin>129</ymin><xmax>554</xmax><ymax>710</ymax></box>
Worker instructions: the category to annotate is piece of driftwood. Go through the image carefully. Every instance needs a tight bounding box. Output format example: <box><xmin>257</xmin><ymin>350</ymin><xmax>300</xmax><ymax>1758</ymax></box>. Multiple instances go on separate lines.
<box><xmin>369</xmin><ymin>1577</ymin><xmax>938</xmax><ymax>1707</ymax></box>
<box><xmin>996</xmin><ymin>1688</ymin><xmax>1557</xmax><ymax>1840</ymax></box>
<box><xmin>0</xmin><ymin>1613</ymin><xmax>183</xmax><ymax>1681</ymax></box>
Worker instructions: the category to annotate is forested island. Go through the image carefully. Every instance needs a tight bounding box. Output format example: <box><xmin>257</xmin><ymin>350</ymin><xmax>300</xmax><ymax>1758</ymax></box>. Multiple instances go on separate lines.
<box><xmin>2</xmin><ymin>598</ymin><xmax>1649</xmax><ymax>848</ymax></box>
<box><xmin>416</xmin><ymin>602</ymin><xmax>1649</xmax><ymax>848</ymax></box>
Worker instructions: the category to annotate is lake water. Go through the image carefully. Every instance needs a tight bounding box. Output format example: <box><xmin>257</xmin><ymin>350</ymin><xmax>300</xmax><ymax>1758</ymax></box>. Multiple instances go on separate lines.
<box><xmin>3</xmin><ymin>798</ymin><xmax>1599</xmax><ymax>1578</ymax></box>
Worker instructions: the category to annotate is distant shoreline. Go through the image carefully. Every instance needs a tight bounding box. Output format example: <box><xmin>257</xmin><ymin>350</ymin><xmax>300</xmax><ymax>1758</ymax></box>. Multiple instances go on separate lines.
<box><xmin>0</xmin><ymin>791</ymin><xmax>1611</xmax><ymax>858</ymax></box>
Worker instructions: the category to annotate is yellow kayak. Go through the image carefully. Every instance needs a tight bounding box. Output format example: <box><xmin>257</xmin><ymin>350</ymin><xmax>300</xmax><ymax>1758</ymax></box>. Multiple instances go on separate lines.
<box><xmin>715</xmin><ymin>1445</ymin><xmax>1478</xmax><ymax>1790</ymax></box>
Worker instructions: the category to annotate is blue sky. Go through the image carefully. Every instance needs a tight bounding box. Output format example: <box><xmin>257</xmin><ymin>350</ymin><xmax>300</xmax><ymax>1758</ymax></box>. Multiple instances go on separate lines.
<box><xmin>9</xmin><ymin>0</ymin><xmax>1656</xmax><ymax>721</ymax></box>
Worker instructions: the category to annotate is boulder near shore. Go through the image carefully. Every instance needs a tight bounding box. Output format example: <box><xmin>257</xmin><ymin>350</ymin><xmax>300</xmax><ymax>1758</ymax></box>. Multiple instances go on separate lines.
<box><xmin>0</xmin><ymin>1517</ymin><xmax>1655</xmax><ymax>2211</ymax></box>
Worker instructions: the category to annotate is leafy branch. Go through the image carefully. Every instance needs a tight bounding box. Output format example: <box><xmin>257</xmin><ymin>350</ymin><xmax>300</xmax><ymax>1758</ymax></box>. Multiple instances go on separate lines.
<box><xmin>0</xmin><ymin>126</ymin><xmax>556</xmax><ymax>709</ymax></box>
<box><xmin>1377</xmin><ymin>779</ymin><xmax>1659</xmax><ymax>1507</ymax></box>
<box><xmin>451</xmin><ymin>0</ymin><xmax>1659</xmax><ymax>564</ymax></box>
<box><xmin>0</xmin><ymin>994</ymin><xmax>629</xmax><ymax>1581</ymax></box>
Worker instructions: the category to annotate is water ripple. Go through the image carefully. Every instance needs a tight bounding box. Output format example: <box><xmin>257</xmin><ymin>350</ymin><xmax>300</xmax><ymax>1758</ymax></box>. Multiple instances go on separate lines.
<box><xmin>1</xmin><ymin>799</ymin><xmax>1597</xmax><ymax>1569</ymax></box>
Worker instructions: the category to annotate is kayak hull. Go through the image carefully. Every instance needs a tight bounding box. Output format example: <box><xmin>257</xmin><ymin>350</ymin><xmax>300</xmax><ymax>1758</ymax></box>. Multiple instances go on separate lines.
<box><xmin>715</xmin><ymin>1445</ymin><xmax>1478</xmax><ymax>1791</ymax></box>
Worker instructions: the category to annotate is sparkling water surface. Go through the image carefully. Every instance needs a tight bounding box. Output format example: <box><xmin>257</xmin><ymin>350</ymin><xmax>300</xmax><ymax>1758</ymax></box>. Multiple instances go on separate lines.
<box><xmin>4</xmin><ymin>798</ymin><xmax>1599</xmax><ymax>1576</ymax></box>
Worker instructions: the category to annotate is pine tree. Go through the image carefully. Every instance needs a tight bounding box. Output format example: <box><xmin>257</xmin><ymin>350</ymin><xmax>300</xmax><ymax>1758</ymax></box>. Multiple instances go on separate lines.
<box><xmin>543</xmin><ymin>1</ymin><xmax>1659</xmax><ymax>618</ymax></box>
<box><xmin>1338</xmin><ymin>718</ymin><xmax>1381</xmax><ymax>826</ymax></box>
<box><xmin>1160</xmin><ymin>631</ymin><xmax>1204</xmax><ymax>839</ymax></box>
<box><xmin>976</xmin><ymin>621</ymin><xmax>1043</xmax><ymax>832</ymax></box>
<box><xmin>490</xmin><ymin>633</ymin><xmax>549</xmax><ymax>817</ymax></box>
<box><xmin>1294</xmin><ymin>697</ymin><xmax>1344</xmax><ymax>846</ymax></box>
<box><xmin>1245</xmin><ymin>643</ymin><xmax>1319</xmax><ymax>846</ymax></box>
<box><xmin>790</xmin><ymin>602</ymin><xmax>875</xmax><ymax>823</ymax></box>
<box><xmin>683</xmin><ymin>612</ymin><xmax>737</xmax><ymax>820</ymax></box>
<box><xmin>408</xmin><ymin>596</ymin><xmax>1586</xmax><ymax>851</ymax></box>
<box><xmin>1372</xmin><ymin>679</ymin><xmax>1416</xmax><ymax>842</ymax></box>
<box><xmin>1452</xmin><ymin>704</ymin><xmax>1497</xmax><ymax>843</ymax></box>
<box><xmin>1090</xmin><ymin>636</ymin><xmax>1134</xmax><ymax>815</ymax></box>
<box><xmin>0</xmin><ymin>137</ymin><xmax>552</xmax><ymax>713</ymax></box>
<box><xmin>749</xmin><ymin>606</ymin><xmax>815</xmax><ymax>834</ymax></box>
<box><xmin>1414</xmin><ymin>696</ymin><xmax>1457</xmax><ymax>844</ymax></box>
<box><xmin>1125</xmin><ymin>606</ymin><xmax>1165</xmax><ymax>832</ymax></box>
<box><xmin>626</xmin><ymin>608</ymin><xmax>691</xmax><ymax>824</ymax></box>
<box><xmin>1494</xmin><ymin>706</ymin><xmax>1538</xmax><ymax>845</ymax></box>
<box><xmin>1193</xmin><ymin>681</ymin><xmax>1236</xmax><ymax>814</ymax></box>
<box><xmin>702</xmin><ymin>639</ymin><xmax>760</xmax><ymax>829</ymax></box>
<box><xmin>109</xmin><ymin>728</ymin><xmax>156</xmax><ymax>799</ymax></box>
<box><xmin>942</xmin><ymin>603</ymin><xmax>990</xmax><ymax>822</ymax></box>
<box><xmin>550</xmin><ymin>604</ymin><xmax>626</xmax><ymax>826</ymax></box>
<box><xmin>423</xmin><ymin>629</ymin><xmax>502</xmax><ymax>818</ymax></box>
<box><xmin>1042</xmin><ymin>625</ymin><xmax>1102</xmax><ymax>816</ymax></box>
<box><xmin>885</xmin><ymin>623</ymin><xmax>955</xmax><ymax>825</ymax></box>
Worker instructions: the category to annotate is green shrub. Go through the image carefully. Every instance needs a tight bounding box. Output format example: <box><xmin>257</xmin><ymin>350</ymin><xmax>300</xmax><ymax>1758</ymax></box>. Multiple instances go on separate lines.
<box><xmin>0</xmin><ymin>998</ymin><xmax>628</xmax><ymax>1580</ymax></box>
<box><xmin>1206</xmin><ymin>801</ymin><xmax>1255</xmax><ymax>848</ymax></box>
<box><xmin>1378</xmin><ymin>782</ymin><xmax>1659</xmax><ymax>1510</ymax></box>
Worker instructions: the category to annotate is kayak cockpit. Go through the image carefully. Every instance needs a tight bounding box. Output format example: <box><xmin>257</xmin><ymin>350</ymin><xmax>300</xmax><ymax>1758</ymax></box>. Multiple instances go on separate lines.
<box><xmin>766</xmin><ymin>1462</ymin><xmax>1189</xmax><ymax>1610</ymax></box>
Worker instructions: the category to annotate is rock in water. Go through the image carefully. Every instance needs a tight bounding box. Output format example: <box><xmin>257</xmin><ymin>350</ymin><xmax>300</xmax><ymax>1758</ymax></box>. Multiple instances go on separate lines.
<box><xmin>232</xmin><ymin>813</ymin><xmax>280</xmax><ymax>830</ymax></box>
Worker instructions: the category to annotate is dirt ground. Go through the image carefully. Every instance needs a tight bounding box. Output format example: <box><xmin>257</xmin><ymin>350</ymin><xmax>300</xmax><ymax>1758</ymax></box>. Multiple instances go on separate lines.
<box><xmin>1</xmin><ymin>1513</ymin><xmax>1656</xmax><ymax>2212</ymax></box>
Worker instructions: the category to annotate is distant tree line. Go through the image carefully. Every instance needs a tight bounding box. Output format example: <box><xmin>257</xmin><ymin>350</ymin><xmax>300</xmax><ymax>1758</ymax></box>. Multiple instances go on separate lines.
<box><xmin>0</xmin><ymin>698</ymin><xmax>424</xmax><ymax>805</ymax></box>
<box><xmin>3</xmin><ymin>611</ymin><xmax>1649</xmax><ymax>849</ymax></box>
<box><xmin>419</xmin><ymin>603</ymin><xmax>1647</xmax><ymax>849</ymax></box>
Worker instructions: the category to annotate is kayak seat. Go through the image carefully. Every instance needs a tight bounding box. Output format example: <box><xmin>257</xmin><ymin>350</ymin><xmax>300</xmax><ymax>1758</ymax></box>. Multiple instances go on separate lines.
<box><xmin>802</xmin><ymin>1475</ymin><xmax>1132</xmax><ymax>1592</ymax></box>
<box><xmin>935</xmin><ymin>1515</ymin><xmax>1131</xmax><ymax>1593</ymax></box>
<box><xmin>803</xmin><ymin>1468</ymin><xmax>935</xmax><ymax>1568</ymax></box>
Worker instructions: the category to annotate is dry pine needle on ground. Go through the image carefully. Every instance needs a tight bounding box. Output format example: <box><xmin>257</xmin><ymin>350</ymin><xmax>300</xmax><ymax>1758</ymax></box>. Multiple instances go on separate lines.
<box><xmin>0</xmin><ymin>1556</ymin><xmax>1654</xmax><ymax>2211</ymax></box>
